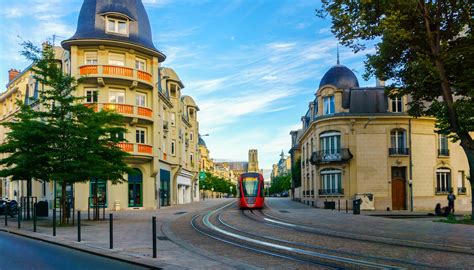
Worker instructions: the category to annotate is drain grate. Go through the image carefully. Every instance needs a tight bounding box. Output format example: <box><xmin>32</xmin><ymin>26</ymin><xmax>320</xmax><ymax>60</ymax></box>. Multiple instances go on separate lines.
<box><xmin>279</xmin><ymin>210</ymin><xmax>290</xmax><ymax>213</ymax></box>
<box><xmin>157</xmin><ymin>236</ymin><xmax>169</xmax><ymax>241</ymax></box>
<box><xmin>174</xmin><ymin>211</ymin><xmax>187</xmax><ymax>215</ymax></box>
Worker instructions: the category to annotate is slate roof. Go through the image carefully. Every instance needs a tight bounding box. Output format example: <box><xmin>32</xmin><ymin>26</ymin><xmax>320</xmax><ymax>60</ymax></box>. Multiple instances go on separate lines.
<box><xmin>319</xmin><ymin>65</ymin><xmax>359</xmax><ymax>89</ymax></box>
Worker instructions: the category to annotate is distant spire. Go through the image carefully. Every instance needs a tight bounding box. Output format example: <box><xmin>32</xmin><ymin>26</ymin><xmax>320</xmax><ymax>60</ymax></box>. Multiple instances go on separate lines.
<box><xmin>337</xmin><ymin>44</ymin><xmax>340</xmax><ymax>65</ymax></box>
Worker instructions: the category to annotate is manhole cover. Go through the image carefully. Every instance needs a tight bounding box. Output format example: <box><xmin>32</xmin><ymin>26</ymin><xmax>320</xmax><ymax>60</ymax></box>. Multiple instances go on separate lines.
<box><xmin>157</xmin><ymin>236</ymin><xmax>169</xmax><ymax>240</ymax></box>
<box><xmin>279</xmin><ymin>210</ymin><xmax>290</xmax><ymax>213</ymax></box>
<box><xmin>174</xmin><ymin>211</ymin><xmax>187</xmax><ymax>215</ymax></box>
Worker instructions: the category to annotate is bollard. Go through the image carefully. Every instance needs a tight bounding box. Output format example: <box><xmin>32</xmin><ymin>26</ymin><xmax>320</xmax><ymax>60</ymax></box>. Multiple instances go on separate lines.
<box><xmin>53</xmin><ymin>208</ymin><xmax>56</xmax><ymax>236</ymax></box>
<box><xmin>109</xmin><ymin>213</ymin><xmax>113</xmax><ymax>249</ymax></box>
<box><xmin>152</xmin><ymin>216</ymin><xmax>157</xmax><ymax>258</ymax></box>
<box><xmin>346</xmin><ymin>200</ymin><xmax>348</xmax><ymax>213</ymax></box>
<box><xmin>103</xmin><ymin>205</ymin><xmax>105</xmax><ymax>220</ymax></box>
<box><xmin>338</xmin><ymin>200</ymin><xmax>340</xmax><ymax>212</ymax></box>
<box><xmin>18</xmin><ymin>206</ymin><xmax>22</xmax><ymax>229</ymax></box>
<box><xmin>77</xmin><ymin>211</ymin><xmax>81</xmax><ymax>242</ymax></box>
<box><xmin>88</xmin><ymin>202</ymin><xmax>90</xmax><ymax>221</ymax></box>
<box><xmin>4</xmin><ymin>203</ymin><xmax>7</xmax><ymax>226</ymax></box>
<box><xmin>33</xmin><ymin>207</ymin><xmax>37</xmax><ymax>232</ymax></box>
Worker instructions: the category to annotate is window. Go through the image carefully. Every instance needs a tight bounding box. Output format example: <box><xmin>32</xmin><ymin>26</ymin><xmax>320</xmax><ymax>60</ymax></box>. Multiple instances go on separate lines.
<box><xmin>436</xmin><ymin>168</ymin><xmax>451</xmax><ymax>193</ymax></box>
<box><xmin>391</xmin><ymin>96</ymin><xmax>403</xmax><ymax>112</ymax></box>
<box><xmin>320</xmin><ymin>131</ymin><xmax>341</xmax><ymax>159</ymax></box>
<box><xmin>84</xmin><ymin>51</ymin><xmax>98</xmax><ymax>65</ymax></box>
<box><xmin>109</xmin><ymin>90</ymin><xmax>125</xmax><ymax>104</ymax></box>
<box><xmin>457</xmin><ymin>171</ymin><xmax>466</xmax><ymax>194</ymax></box>
<box><xmin>106</xmin><ymin>17</ymin><xmax>128</xmax><ymax>35</ymax></box>
<box><xmin>170</xmin><ymin>113</ymin><xmax>176</xmax><ymax>126</ymax></box>
<box><xmin>190</xmin><ymin>153</ymin><xmax>194</xmax><ymax>165</ymax></box>
<box><xmin>320</xmin><ymin>169</ymin><xmax>342</xmax><ymax>194</ymax></box>
<box><xmin>113</xmin><ymin>131</ymin><xmax>125</xmax><ymax>141</ymax></box>
<box><xmin>135</xmin><ymin>58</ymin><xmax>146</xmax><ymax>71</ymax></box>
<box><xmin>170</xmin><ymin>84</ymin><xmax>177</xmax><ymax>97</ymax></box>
<box><xmin>189</xmin><ymin>109</ymin><xmax>195</xmax><ymax>119</ymax></box>
<box><xmin>323</xmin><ymin>96</ymin><xmax>335</xmax><ymax>115</ymax></box>
<box><xmin>190</xmin><ymin>132</ymin><xmax>193</xmax><ymax>142</ymax></box>
<box><xmin>136</xmin><ymin>128</ymin><xmax>146</xmax><ymax>144</ymax></box>
<box><xmin>171</xmin><ymin>140</ymin><xmax>176</xmax><ymax>155</ymax></box>
<box><xmin>85</xmin><ymin>89</ymin><xmax>98</xmax><ymax>103</ymax></box>
<box><xmin>109</xmin><ymin>53</ymin><xmax>125</xmax><ymax>66</ymax></box>
<box><xmin>390</xmin><ymin>129</ymin><xmax>408</xmax><ymax>155</ymax></box>
<box><xmin>438</xmin><ymin>134</ymin><xmax>449</xmax><ymax>156</ymax></box>
<box><xmin>42</xmin><ymin>181</ymin><xmax>46</xmax><ymax>197</ymax></box>
<box><xmin>136</xmin><ymin>92</ymin><xmax>146</xmax><ymax>107</ymax></box>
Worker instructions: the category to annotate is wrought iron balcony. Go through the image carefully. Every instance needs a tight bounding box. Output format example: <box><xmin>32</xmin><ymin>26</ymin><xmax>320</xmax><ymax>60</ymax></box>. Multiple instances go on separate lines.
<box><xmin>310</xmin><ymin>148</ymin><xmax>353</xmax><ymax>165</ymax></box>
<box><xmin>318</xmin><ymin>189</ymin><xmax>344</xmax><ymax>195</ymax></box>
<box><xmin>388</xmin><ymin>148</ymin><xmax>410</xmax><ymax>156</ymax></box>
<box><xmin>438</xmin><ymin>149</ymin><xmax>450</xmax><ymax>157</ymax></box>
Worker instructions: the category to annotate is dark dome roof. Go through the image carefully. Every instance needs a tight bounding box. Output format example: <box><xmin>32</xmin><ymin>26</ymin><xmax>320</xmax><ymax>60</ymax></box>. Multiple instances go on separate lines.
<box><xmin>62</xmin><ymin>0</ymin><xmax>165</xmax><ymax>62</ymax></box>
<box><xmin>319</xmin><ymin>65</ymin><xmax>359</xmax><ymax>89</ymax></box>
<box><xmin>198</xmin><ymin>136</ymin><xmax>207</xmax><ymax>147</ymax></box>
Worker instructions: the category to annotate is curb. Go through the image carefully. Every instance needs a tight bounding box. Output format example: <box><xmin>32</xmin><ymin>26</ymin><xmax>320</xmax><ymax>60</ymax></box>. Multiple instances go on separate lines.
<box><xmin>0</xmin><ymin>227</ymin><xmax>163</xmax><ymax>270</ymax></box>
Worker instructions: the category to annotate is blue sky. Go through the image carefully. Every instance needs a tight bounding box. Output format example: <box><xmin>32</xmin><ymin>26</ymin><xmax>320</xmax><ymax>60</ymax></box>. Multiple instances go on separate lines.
<box><xmin>0</xmin><ymin>0</ymin><xmax>376</xmax><ymax>171</ymax></box>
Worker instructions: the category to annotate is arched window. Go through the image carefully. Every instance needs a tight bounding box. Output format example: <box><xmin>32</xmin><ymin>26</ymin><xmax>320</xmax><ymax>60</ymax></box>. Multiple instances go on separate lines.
<box><xmin>320</xmin><ymin>131</ymin><xmax>341</xmax><ymax>157</ymax></box>
<box><xmin>390</xmin><ymin>129</ymin><xmax>408</xmax><ymax>155</ymax></box>
<box><xmin>320</xmin><ymin>168</ymin><xmax>342</xmax><ymax>195</ymax></box>
<box><xmin>435</xmin><ymin>168</ymin><xmax>451</xmax><ymax>194</ymax></box>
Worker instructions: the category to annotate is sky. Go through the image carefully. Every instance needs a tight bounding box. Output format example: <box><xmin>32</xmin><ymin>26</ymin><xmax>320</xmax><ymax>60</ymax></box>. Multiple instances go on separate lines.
<box><xmin>0</xmin><ymin>0</ymin><xmax>377</xmax><ymax>172</ymax></box>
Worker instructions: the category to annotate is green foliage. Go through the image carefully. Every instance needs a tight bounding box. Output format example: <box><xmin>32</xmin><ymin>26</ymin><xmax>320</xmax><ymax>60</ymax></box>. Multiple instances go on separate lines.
<box><xmin>199</xmin><ymin>172</ymin><xmax>236</xmax><ymax>196</ymax></box>
<box><xmin>291</xmin><ymin>157</ymin><xmax>301</xmax><ymax>188</ymax></box>
<box><xmin>0</xmin><ymin>42</ymin><xmax>133</xmax><ymax>204</ymax></box>
<box><xmin>269</xmin><ymin>173</ymin><xmax>291</xmax><ymax>195</ymax></box>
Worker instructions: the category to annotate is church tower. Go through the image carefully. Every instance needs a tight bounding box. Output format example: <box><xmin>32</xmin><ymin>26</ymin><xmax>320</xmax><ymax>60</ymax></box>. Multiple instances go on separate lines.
<box><xmin>248</xmin><ymin>149</ymin><xmax>259</xmax><ymax>173</ymax></box>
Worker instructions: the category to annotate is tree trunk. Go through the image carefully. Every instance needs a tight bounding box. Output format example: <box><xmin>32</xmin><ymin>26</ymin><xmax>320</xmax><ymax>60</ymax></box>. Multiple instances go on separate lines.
<box><xmin>464</xmin><ymin>148</ymin><xmax>474</xmax><ymax>220</ymax></box>
<box><xmin>61</xmin><ymin>182</ymin><xmax>67</xmax><ymax>225</ymax></box>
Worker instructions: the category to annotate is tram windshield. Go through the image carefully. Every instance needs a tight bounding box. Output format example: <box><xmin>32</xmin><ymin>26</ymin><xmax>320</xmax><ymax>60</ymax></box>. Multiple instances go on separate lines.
<box><xmin>242</xmin><ymin>177</ymin><xmax>259</xmax><ymax>197</ymax></box>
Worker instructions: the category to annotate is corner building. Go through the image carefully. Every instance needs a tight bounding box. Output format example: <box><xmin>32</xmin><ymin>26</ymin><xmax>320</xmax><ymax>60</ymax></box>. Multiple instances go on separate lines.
<box><xmin>292</xmin><ymin>61</ymin><xmax>472</xmax><ymax>211</ymax></box>
<box><xmin>0</xmin><ymin>0</ymin><xmax>200</xmax><ymax>210</ymax></box>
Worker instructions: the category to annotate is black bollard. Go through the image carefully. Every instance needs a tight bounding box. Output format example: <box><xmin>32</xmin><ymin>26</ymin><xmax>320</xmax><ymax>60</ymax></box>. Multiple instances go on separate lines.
<box><xmin>4</xmin><ymin>203</ymin><xmax>7</xmax><ymax>226</ymax></box>
<box><xmin>77</xmin><ymin>211</ymin><xmax>81</xmax><ymax>242</ymax></box>
<box><xmin>152</xmin><ymin>216</ymin><xmax>157</xmax><ymax>258</ymax></box>
<box><xmin>338</xmin><ymin>200</ymin><xmax>340</xmax><ymax>212</ymax></box>
<box><xmin>109</xmin><ymin>213</ymin><xmax>113</xmax><ymax>249</ymax></box>
<box><xmin>346</xmin><ymin>200</ymin><xmax>348</xmax><ymax>213</ymax></box>
<box><xmin>103</xmin><ymin>205</ymin><xmax>105</xmax><ymax>220</ymax></box>
<box><xmin>18</xmin><ymin>206</ymin><xmax>21</xmax><ymax>229</ymax></box>
<box><xmin>53</xmin><ymin>208</ymin><xmax>56</xmax><ymax>236</ymax></box>
<box><xmin>33</xmin><ymin>207</ymin><xmax>37</xmax><ymax>232</ymax></box>
<box><xmin>88</xmin><ymin>202</ymin><xmax>90</xmax><ymax>221</ymax></box>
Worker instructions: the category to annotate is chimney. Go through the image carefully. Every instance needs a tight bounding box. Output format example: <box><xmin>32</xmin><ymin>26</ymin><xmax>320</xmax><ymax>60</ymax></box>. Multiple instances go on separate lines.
<box><xmin>8</xmin><ymin>69</ymin><xmax>20</xmax><ymax>82</ymax></box>
<box><xmin>376</xmin><ymin>78</ymin><xmax>385</xmax><ymax>87</ymax></box>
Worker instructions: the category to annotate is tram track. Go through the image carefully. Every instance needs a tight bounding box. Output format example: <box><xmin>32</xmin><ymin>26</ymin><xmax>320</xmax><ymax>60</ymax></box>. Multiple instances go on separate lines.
<box><xmin>191</xmin><ymin>201</ymin><xmax>409</xmax><ymax>269</ymax></box>
<box><xmin>255</xmin><ymin>208</ymin><xmax>474</xmax><ymax>256</ymax></box>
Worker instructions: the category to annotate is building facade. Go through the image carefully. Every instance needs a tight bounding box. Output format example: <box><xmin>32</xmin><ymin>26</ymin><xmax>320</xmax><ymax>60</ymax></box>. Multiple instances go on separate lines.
<box><xmin>292</xmin><ymin>61</ymin><xmax>472</xmax><ymax>211</ymax></box>
<box><xmin>0</xmin><ymin>0</ymin><xmax>200</xmax><ymax>210</ymax></box>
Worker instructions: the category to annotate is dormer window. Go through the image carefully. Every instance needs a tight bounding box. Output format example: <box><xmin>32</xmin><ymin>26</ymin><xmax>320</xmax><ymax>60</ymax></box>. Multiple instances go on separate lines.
<box><xmin>106</xmin><ymin>17</ymin><xmax>129</xmax><ymax>36</ymax></box>
<box><xmin>323</xmin><ymin>96</ymin><xmax>335</xmax><ymax>115</ymax></box>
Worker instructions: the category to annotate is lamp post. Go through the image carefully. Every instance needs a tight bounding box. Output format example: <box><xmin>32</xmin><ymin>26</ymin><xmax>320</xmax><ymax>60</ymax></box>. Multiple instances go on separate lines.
<box><xmin>229</xmin><ymin>186</ymin><xmax>233</xmax><ymax>198</ymax></box>
<box><xmin>211</xmin><ymin>187</ymin><xmax>214</xmax><ymax>199</ymax></box>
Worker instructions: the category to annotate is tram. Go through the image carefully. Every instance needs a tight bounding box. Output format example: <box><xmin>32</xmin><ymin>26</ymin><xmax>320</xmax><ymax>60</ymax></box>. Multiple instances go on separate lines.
<box><xmin>238</xmin><ymin>172</ymin><xmax>265</xmax><ymax>209</ymax></box>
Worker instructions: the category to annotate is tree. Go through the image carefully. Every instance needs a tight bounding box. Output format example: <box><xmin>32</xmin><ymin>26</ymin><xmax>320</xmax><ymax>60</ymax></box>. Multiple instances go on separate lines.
<box><xmin>291</xmin><ymin>157</ymin><xmax>302</xmax><ymax>188</ymax></box>
<box><xmin>0</xmin><ymin>42</ymin><xmax>132</xmax><ymax>223</ymax></box>
<box><xmin>318</xmin><ymin>0</ymin><xmax>473</xmax><ymax>218</ymax></box>
<box><xmin>270</xmin><ymin>173</ymin><xmax>291</xmax><ymax>195</ymax></box>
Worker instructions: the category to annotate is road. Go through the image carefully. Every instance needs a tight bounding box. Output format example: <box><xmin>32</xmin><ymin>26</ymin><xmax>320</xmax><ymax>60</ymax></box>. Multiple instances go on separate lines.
<box><xmin>170</xmin><ymin>198</ymin><xmax>474</xmax><ymax>269</ymax></box>
<box><xmin>0</xmin><ymin>231</ymin><xmax>147</xmax><ymax>270</ymax></box>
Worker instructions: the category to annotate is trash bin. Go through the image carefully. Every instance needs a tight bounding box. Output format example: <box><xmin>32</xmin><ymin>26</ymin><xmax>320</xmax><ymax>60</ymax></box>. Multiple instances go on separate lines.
<box><xmin>35</xmin><ymin>201</ymin><xmax>49</xmax><ymax>217</ymax></box>
<box><xmin>353</xmin><ymin>199</ymin><xmax>362</xmax><ymax>215</ymax></box>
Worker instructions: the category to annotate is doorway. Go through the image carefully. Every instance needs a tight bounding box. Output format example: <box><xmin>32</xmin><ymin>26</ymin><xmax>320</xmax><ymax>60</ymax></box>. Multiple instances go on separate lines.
<box><xmin>160</xmin><ymin>169</ymin><xmax>170</xmax><ymax>207</ymax></box>
<box><xmin>128</xmin><ymin>169</ymin><xmax>143</xmax><ymax>207</ymax></box>
<box><xmin>391</xmin><ymin>167</ymin><xmax>406</xmax><ymax>210</ymax></box>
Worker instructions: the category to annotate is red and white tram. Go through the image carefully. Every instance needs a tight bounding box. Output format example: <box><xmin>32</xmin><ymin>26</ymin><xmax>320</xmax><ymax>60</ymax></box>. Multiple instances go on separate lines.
<box><xmin>238</xmin><ymin>173</ymin><xmax>265</xmax><ymax>209</ymax></box>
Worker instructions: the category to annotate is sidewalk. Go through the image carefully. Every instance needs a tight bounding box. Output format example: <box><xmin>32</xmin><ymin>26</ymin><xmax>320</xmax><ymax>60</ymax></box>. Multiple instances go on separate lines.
<box><xmin>0</xmin><ymin>198</ymin><xmax>233</xmax><ymax>269</ymax></box>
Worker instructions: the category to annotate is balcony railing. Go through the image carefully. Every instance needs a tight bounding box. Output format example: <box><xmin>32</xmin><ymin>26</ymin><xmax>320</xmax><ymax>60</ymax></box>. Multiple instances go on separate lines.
<box><xmin>438</xmin><ymin>149</ymin><xmax>450</xmax><ymax>157</ymax></box>
<box><xmin>435</xmin><ymin>186</ymin><xmax>451</xmax><ymax>194</ymax></box>
<box><xmin>310</xmin><ymin>148</ymin><xmax>353</xmax><ymax>165</ymax></box>
<box><xmin>319</xmin><ymin>188</ymin><xmax>344</xmax><ymax>195</ymax></box>
<box><xmin>389</xmin><ymin>148</ymin><xmax>410</xmax><ymax>156</ymax></box>
<box><xmin>84</xmin><ymin>103</ymin><xmax>153</xmax><ymax>120</ymax></box>
<box><xmin>79</xmin><ymin>65</ymin><xmax>153</xmax><ymax>84</ymax></box>
<box><xmin>118</xmin><ymin>142</ymin><xmax>153</xmax><ymax>155</ymax></box>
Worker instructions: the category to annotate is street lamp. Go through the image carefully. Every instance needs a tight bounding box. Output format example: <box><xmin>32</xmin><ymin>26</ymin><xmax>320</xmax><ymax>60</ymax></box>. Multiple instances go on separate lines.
<box><xmin>211</xmin><ymin>187</ymin><xmax>214</xmax><ymax>198</ymax></box>
<box><xmin>229</xmin><ymin>186</ymin><xmax>233</xmax><ymax>198</ymax></box>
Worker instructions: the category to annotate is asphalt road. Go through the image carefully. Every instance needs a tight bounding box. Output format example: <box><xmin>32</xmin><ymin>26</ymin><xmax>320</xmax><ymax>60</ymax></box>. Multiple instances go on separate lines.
<box><xmin>0</xmin><ymin>231</ymin><xmax>148</xmax><ymax>270</ymax></box>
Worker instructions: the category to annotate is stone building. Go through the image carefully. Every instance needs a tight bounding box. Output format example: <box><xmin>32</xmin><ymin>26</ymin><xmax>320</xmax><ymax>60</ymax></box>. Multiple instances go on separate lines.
<box><xmin>291</xmin><ymin>59</ymin><xmax>471</xmax><ymax>211</ymax></box>
<box><xmin>0</xmin><ymin>0</ymin><xmax>200</xmax><ymax>210</ymax></box>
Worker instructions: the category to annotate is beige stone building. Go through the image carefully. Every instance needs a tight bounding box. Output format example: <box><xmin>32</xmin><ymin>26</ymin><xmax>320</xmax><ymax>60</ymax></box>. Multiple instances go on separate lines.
<box><xmin>292</xmin><ymin>61</ymin><xmax>472</xmax><ymax>211</ymax></box>
<box><xmin>0</xmin><ymin>0</ymin><xmax>200</xmax><ymax>210</ymax></box>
